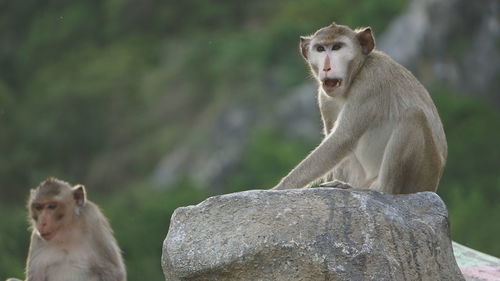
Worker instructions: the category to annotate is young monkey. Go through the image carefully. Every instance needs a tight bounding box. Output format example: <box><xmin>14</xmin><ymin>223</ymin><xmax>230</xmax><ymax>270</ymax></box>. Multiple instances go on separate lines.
<box><xmin>272</xmin><ymin>23</ymin><xmax>447</xmax><ymax>194</ymax></box>
<box><xmin>6</xmin><ymin>178</ymin><xmax>126</xmax><ymax>281</ymax></box>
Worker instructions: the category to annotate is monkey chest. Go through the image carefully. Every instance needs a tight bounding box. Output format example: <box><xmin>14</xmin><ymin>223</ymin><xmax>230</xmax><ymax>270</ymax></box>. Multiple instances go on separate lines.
<box><xmin>31</xmin><ymin>247</ymin><xmax>98</xmax><ymax>281</ymax></box>
<box><xmin>353</xmin><ymin>123</ymin><xmax>393</xmax><ymax>177</ymax></box>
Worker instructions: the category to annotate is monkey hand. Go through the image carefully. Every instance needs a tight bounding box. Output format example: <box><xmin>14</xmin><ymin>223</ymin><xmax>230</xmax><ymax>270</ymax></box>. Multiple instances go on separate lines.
<box><xmin>319</xmin><ymin>180</ymin><xmax>353</xmax><ymax>189</ymax></box>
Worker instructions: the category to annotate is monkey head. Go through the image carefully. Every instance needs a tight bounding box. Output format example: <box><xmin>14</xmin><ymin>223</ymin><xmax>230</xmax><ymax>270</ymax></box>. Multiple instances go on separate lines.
<box><xmin>300</xmin><ymin>23</ymin><xmax>375</xmax><ymax>97</ymax></box>
<box><xmin>28</xmin><ymin>178</ymin><xmax>86</xmax><ymax>241</ymax></box>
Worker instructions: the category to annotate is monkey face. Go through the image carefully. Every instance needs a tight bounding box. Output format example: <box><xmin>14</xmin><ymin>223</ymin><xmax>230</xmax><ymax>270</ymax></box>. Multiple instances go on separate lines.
<box><xmin>300</xmin><ymin>23</ymin><xmax>375</xmax><ymax>97</ymax></box>
<box><xmin>308</xmin><ymin>35</ymin><xmax>356</xmax><ymax>95</ymax></box>
<box><xmin>31</xmin><ymin>199</ymin><xmax>71</xmax><ymax>241</ymax></box>
<box><xmin>29</xmin><ymin>178</ymin><xmax>86</xmax><ymax>242</ymax></box>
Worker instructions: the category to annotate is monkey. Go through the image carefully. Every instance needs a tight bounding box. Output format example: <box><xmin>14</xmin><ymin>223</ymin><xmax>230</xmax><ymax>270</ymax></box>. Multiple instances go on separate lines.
<box><xmin>272</xmin><ymin>23</ymin><xmax>447</xmax><ymax>194</ymax></box>
<box><xmin>6</xmin><ymin>178</ymin><xmax>126</xmax><ymax>281</ymax></box>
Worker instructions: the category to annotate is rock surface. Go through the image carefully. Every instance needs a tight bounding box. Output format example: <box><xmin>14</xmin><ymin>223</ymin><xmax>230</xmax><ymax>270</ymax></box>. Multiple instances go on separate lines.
<box><xmin>162</xmin><ymin>188</ymin><xmax>465</xmax><ymax>281</ymax></box>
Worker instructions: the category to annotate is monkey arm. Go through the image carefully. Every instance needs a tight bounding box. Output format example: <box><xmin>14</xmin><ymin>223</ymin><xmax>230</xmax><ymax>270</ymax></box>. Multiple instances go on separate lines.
<box><xmin>87</xmin><ymin>203</ymin><xmax>127</xmax><ymax>281</ymax></box>
<box><xmin>25</xmin><ymin>233</ymin><xmax>40</xmax><ymax>281</ymax></box>
<box><xmin>273</xmin><ymin>135</ymin><xmax>354</xmax><ymax>189</ymax></box>
<box><xmin>273</xmin><ymin>104</ymin><xmax>371</xmax><ymax>190</ymax></box>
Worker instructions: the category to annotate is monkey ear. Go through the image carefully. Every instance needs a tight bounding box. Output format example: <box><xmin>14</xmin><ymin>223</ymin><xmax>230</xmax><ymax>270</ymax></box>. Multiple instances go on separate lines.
<box><xmin>300</xmin><ymin>36</ymin><xmax>311</xmax><ymax>60</ymax></box>
<box><xmin>72</xmin><ymin>185</ymin><xmax>87</xmax><ymax>207</ymax></box>
<box><xmin>356</xmin><ymin>27</ymin><xmax>375</xmax><ymax>55</ymax></box>
<box><xmin>29</xmin><ymin>188</ymin><xmax>36</xmax><ymax>199</ymax></box>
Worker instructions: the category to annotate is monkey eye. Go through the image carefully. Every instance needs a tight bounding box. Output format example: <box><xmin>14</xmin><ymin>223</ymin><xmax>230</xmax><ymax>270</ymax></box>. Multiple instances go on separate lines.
<box><xmin>47</xmin><ymin>202</ymin><xmax>57</xmax><ymax>210</ymax></box>
<box><xmin>316</xmin><ymin>45</ymin><xmax>325</xmax><ymax>52</ymax></box>
<box><xmin>332</xmin><ymin>43</ymin><xmax>342</xmax><ymax>51</ymax></box>
<box><xmin>33</xmin><ymin>204</ymin><xmax>43</xmax><ymax>211</ymax></box>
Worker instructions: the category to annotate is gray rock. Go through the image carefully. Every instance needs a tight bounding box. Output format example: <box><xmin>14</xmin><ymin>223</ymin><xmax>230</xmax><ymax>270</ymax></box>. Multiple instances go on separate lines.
<box><xmin>162</xmin><ymin>188</ymin><xmax>465</xmax><ymax>281</ymax></box>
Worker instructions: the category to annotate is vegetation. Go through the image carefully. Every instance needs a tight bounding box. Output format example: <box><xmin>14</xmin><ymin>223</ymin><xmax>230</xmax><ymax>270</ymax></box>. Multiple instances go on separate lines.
<box><xmin>1</xmin><ymin>0</ymin><xmax>499</xmax><ymax>280</ymax></box>
<box><xmin>433</xmin><ymin>90</ymin><xmax>500</xmax><ymax>254</ymax></box>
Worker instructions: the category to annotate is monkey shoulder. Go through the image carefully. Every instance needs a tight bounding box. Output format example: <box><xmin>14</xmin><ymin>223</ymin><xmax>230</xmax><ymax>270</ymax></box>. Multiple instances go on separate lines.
<box><xmin>81</xmin><ymin>201</ymin><xmax>124</xmax><ymax>266</ymax></box>
<box><xmin>348</xmin><ymin>51</ymin><xmax>430</xmax><ymax>117</ymax></box>
<box><xmin>81</xmin><ymin>201</ymin><xmax>112</xmax><ymax>227</ymax></box>
<box><xmin>358</xmin><ymin>51</ymin><xmax>413</xmax><ymax>83</ymax></box>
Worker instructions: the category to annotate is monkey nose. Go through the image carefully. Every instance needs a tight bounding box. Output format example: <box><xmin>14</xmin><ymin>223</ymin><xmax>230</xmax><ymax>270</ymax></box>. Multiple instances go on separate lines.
<box><xmin>37</xmin><ymin>220</ymin><xmax>47</xmax><ymax>229</ymax></box>
<box><xmin>323</xmin><ymin>67</ymin><xmax>331</xmax><ymax>72</ymax></box>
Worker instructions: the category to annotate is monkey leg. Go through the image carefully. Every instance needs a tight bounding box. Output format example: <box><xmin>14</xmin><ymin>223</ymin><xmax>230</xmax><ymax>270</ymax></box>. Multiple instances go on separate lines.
<box><xmin>373</xmin><ymin>110</ymin><xmax>443</xmax><ymax>194</ymax></box>
<box><xmin>320</xmin><ymin>155</ymin><xmax>365</xmax><ymax>189</ymax></box>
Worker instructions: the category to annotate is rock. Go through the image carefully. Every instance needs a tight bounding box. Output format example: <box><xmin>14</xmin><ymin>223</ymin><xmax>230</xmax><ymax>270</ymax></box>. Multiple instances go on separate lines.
<box><xmin>162</xmin><ymin>188</ymin><xmax>465</xmax><ymax>281</ymax></box>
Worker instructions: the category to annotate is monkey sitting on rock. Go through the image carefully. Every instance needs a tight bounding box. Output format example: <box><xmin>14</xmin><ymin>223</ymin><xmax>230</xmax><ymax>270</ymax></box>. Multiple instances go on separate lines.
<box><xmin>272</xmin><ymin>22</ymin><xmax>447</xmax><ymax>194</ymax></box>
<box><xmin>6</xmin><ymin>178</ymin><xmax>126</xmax><ymax>281</ymax></box>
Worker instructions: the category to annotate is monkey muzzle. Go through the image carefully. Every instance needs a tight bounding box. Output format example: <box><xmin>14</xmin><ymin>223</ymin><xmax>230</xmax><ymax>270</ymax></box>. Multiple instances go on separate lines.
<box><xmin>40</xmin><ymin>231</ymin><xmax>55</xmax><ymax>241</ymax></box>
<box><xmin>322</xmin><ymin>78</ymin><xmax>342</xmax><ymax>92</ymax></box>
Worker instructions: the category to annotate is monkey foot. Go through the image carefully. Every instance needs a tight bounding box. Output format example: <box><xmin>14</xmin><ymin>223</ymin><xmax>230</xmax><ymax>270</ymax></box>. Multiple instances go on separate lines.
<box><xmin>319</xmin><ymin>180</ymin><xmax>353</xmax><ymax>189</ymax></box>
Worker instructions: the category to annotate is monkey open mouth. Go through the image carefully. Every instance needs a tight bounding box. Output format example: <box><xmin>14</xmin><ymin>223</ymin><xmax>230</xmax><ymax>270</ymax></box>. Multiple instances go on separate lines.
<box><xmin>41</xmin><ymin>232</ymin><xmax>53</xmax><ymax>240</ymax></box>
<box><xmin>323</xmin><ymin>78</ymin><xmax>342</xmax><ymax>91</ymax></box>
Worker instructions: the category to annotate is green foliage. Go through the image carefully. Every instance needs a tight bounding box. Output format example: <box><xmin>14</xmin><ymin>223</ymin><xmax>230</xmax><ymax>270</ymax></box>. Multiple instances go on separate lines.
<box><xmin>227</xmin><ymin>130</ymin><xmax>313</xmax><ymax>192</ymax></box>
<box><xmin>433</xmin><ymin>89</ymin><xmax>500</xmax><ymax>255</ymax></box>
<box><xmin>0</xmin><ymin>205</ymin><xmax>30</xmax><ymax>279</ymax></box>
<box><xmin>446</xmin><ymin>187</ymin><xmax>500</xmax><ymax>256</ymax></box>
<box><xmin>99</xmin><ymin>182</ymin><xmax>207</xmax><ymax>281</ymax></box>
<box><xmin>1</xmin><ymin>42</ymin><xmax>151</xmax><ymax>197</ymax></box>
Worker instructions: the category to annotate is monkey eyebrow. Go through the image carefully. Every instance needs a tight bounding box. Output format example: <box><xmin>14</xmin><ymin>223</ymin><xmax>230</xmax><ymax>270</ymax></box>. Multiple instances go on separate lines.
<box><xmin>313</xmin><ymin>41</ymin><xmax>345</xmax><ymax>49</ymax></box>
<box><xmin>32</xmin><ymin>203</ymin><xmax>44</xmax><ymax>211</ymax></box>
<box><xmin>32</xmin><ymin>201</ymin><xmax>58</xmax><ymax>209</ymax></box>
<box><xmin>312</xmin><ymin>43</ymin><xmax>323</xmax><ymax>50</ymax></box>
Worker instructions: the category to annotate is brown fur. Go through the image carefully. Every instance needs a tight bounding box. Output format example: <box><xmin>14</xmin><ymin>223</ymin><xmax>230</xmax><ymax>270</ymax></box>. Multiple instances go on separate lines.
<box><xmin>7</xmin><ymin>178</ymin><xmax>127</xmax><ymax>281</ymax></box>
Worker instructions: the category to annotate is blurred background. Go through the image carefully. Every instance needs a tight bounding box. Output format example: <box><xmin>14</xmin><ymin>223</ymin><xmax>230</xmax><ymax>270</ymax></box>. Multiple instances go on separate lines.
<box><xmin>0</xmin><ymin>0</ymin><xmax>499</xmax><ymax>280</ymax></box>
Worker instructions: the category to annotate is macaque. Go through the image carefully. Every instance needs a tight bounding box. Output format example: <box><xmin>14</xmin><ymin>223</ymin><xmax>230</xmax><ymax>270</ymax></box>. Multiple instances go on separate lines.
<box><xmin>6</xmin><ymin>178</ymin><xmax>126</xmax><ymax>281</ymax></box>
<box><xmin>272</xmin><ymin>23</ymin><xmax>447</xmax><ymax>194</ymax></box>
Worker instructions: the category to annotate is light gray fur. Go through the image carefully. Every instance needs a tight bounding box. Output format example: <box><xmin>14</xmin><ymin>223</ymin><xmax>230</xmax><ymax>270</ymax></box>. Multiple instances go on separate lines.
<box><xmin>273</xmin><ymin>23</ymin><xmax>447</xmax><ymax>194</ymax></box>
